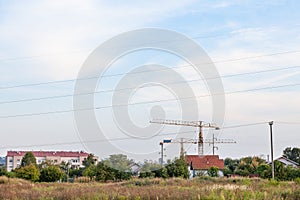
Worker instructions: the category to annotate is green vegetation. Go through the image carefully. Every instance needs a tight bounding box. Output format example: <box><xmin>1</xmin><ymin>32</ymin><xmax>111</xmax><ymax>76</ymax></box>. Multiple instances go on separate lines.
<box><xmin>223</xmin><ymin>155</ymin><xmax>300</xmax><ymax>181</ymax></box>
<box><xmin>3</xmin><ymin>147</ymin><xmax>300</xmax><ymax>183</ymax></box>
<box><xmin>20</xmin><ymin>152</ymin><xmax>37</xmax><ymax>167</ymax></box>
<box><xmin>208</xmin><ymin>166</ymin><xmax>219</xmax><ymax>177</ymax></box>
<box><xmin>0</xmin><ymin>176</ymin><xmax>299</xmax><ymax>199</ymax></box>
<box><xmin>14</xmin><ymin>164</ymin><xmax>40</xmax><ymax>182</ymax></box>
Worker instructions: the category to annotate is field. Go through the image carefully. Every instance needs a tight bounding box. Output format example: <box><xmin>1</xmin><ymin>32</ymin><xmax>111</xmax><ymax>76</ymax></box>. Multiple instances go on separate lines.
<box><xmin>0</xmin><ymin>176</ymin><xmax>300</xmax><ymax>200</ymax></box>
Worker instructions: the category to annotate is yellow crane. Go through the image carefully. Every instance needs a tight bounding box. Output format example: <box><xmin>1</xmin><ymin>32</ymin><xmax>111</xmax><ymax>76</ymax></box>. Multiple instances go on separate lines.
<box><xmin>150</xmin><ymin>119</ymin><xmax>220</xmax><ymax>155</ymax></box>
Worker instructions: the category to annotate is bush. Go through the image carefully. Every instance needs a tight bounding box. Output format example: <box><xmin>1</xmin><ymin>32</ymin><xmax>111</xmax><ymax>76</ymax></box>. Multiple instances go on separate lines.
<box><xmin>208</xmin><ymin>166</ymin><xmax>219</xmax><ymax>177</ymax></box>
<box><xmin>15</xmin><ymin>164</ymin><xmax>40</xmax><ymax>182</ymax></box>
<box><xmin>40</xmin><ymin>165</ymin><xmax>63</xmax><ymax>182</ymax></box>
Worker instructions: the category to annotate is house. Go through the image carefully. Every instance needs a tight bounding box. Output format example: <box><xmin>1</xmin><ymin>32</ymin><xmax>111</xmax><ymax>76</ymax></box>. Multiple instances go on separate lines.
<box><xmin>186</xmin><ymin>155</ymin><xmax>224</xmax><ymax>177</ymax></box>
<box><xmin>6</xmin><ymin>150</ymin><xmax>97</xmax><ymax>172</ymax></box>
<box><xmin>275</xmin><ymin>156</ymin><xmax>299</xmax><ymax>168</ymax></box>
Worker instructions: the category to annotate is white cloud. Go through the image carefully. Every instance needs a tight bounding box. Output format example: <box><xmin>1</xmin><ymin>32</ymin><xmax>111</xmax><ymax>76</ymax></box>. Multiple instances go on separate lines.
<box><xmin>0</xmin><ymin>0</ymin><xmax>196</xmax><ymax>80</ymax></box>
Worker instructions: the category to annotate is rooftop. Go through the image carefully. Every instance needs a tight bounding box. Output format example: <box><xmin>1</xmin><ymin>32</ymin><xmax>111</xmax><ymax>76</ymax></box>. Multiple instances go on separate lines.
<box><xmin>186</xmin><ymin>155</ymin><xmax>224</xmax><ymax>170</ymax></box>
<box><xmin>7</xmin><ymin>150</ymin><xmax>89</xmax><ymax>157</ymax></box>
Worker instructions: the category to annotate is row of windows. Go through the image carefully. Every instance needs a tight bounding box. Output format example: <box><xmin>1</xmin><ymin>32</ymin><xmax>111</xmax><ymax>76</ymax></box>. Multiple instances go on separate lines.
<box><xmin>8</xmin><ymin>158</ymin><xmax>81</xmax><ymax>164</ymax></box>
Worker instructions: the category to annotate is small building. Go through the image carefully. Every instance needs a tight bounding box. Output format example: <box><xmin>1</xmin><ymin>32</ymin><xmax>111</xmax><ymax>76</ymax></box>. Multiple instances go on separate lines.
<box><xmin>6</xmin><ymin>150</ymin><xmax>97</xmax><ymax>172</ymax></box>
<box><xmin>186</xmin><ymin>155</ymin><xmax>224</xmax><ymax>177</ymax></box>
<box><xmin>275</xmin><ymin>156</ymin><xmax>299</xmax><ymax>168</ymax></box>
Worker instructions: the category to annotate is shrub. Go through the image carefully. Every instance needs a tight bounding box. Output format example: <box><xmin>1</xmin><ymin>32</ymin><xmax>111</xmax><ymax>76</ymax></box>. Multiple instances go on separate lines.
<box><xmin>40</xmin><ymin>165</ymin><xmax>63</xmax><ymax>182</ymax></box>
<box><xmin>207</xmin><ymin>166</ymin><xmax>219</xmax><ymax>177</ymax></box>
<box><xmin>15</xmin><ymin>164</ymin><xmax>40</xmax><ymax>182</ymax></box>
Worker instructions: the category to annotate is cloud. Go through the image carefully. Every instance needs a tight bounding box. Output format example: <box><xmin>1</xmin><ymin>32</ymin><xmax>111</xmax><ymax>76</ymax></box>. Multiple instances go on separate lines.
<box><xmin>0</xmin><ymin>0</ymin><xmax>196</xmax><ymax>80</ymax></box>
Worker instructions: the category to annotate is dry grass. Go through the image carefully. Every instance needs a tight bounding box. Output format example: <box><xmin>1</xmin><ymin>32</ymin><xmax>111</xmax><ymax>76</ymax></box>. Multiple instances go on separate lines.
<box><xmin>0</xmin><ymin>176</ymin><xmax>299</xmax><ymax>199</ymax></box>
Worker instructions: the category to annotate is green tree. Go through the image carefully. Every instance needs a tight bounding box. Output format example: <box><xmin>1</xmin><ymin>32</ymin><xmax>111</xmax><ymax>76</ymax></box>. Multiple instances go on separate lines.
<box><xmin>21</xmin><ymin>152</ymin><xmax>37</xmax><ymax>167</ymax></box>
<box><xmin>40</xmin><ymin>165</ymin><xmax>63</xmax><ymax>182</ymax></box>
<box><xmin>83</xmin><ymin>165</ymin><xmax>96</xmax><ymax>180</ymax></box>
<box><xmin>222</xmin><ymin>167</ymin><xmax>232</xmax><ymax>176</ymax></box>
<box><xmin>233</xmin><ymin>156</ymin><xmax>266</xmax><ymax>176</ymax></box>
<box><xmin>95</xmin><ymin>162</ymin><xmax>115</xmax><ymax>182</ymax></box>
<box><xmin>274</xmin><ymin>160</ymin><xmax>286</xmax><ymax>181</ymax></box>
<box><xmin>15</xmin><ymin>164</ymin><xmax>40</xmax><ymax>182</ymax></box>
<box><xmin>103</xmin><ymin>154</ymin><xmax>133</xmax><ymax>172</ymax></box>
<box><xmin>224</xmin><ymin>158</ymin><xmax>239</xmax><ymax>173</ymax></box>
<box><xmin>208</xmin><ymin>166</ymin><xmax>219</xmax><ymax>177</ymax></box>
<box><xmin>0</xmin><ymin>167</ymin><xmax>7</xmax><ymax>176</ymax></box>
<box><xmin>256</xmin><ymin>164</ymin><xmax>271</xmax><ymax>179</ymax></box>
<box><xmin>166</xmin><ymin>157</ymin><xmax>189</xmax><ymax>179</ymax></box>
<box><xmin>283</xmin><ymin>147</ymin><xmax>300</xmax><ymax>165</ymax></box>
<box><xmin>83</xmin><ymin>154</ymin><xmax>96</xmax><ymax>168</ymax></box>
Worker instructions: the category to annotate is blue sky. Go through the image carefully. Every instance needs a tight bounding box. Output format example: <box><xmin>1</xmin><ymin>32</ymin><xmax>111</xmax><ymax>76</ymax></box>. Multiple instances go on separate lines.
<box><xmin>0</xmin><ymin>0</ymin><xmax>300</xmax><ymax>162</ymax></box>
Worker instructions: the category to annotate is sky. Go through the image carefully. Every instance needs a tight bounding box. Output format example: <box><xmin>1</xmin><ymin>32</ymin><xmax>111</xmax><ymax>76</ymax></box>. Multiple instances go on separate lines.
<box><xmin>0</xmin><ymin>0</ymin><xmax>300</xmax><ymax>162</ymax></box>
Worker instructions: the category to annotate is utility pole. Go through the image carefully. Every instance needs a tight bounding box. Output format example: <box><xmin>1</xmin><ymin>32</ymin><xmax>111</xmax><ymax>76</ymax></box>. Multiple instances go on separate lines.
<box><xmin>180</xmin><ymin>138</ymin><xmax>184</xmax><ymax>159</ymax></box>
<box><xmin>269</xmin><ymin>121</ymin><xmax>275</xmax><ymax>179</ymax></box>
<box><xmin>159</xmin><ymin>142</ymin><xmax>164</xmax><ymax>166</ymax></box>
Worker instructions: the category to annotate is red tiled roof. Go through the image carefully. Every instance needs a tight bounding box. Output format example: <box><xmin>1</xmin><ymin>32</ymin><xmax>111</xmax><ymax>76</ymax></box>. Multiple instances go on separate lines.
<box><xmin>7</xmin><ymin>151</ymin><xmax>89</xmax><ymax>157</ymax></box>
<box><xmin>186</xmin><ymin>155</ymin><xmax>224</xmax><ymax>170</ymax></box>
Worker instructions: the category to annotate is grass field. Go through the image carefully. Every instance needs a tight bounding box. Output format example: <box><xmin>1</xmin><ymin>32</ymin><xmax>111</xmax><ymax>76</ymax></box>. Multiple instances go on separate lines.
<box><xmin>0</xmin><ymin>176</ymin><xmax>299</xmax><ymax>200</ymax></box>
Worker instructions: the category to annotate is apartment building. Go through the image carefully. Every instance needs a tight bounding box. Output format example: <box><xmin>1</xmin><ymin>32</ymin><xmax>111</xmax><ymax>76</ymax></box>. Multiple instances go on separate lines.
<box><xmin>6</xmin><ymin>150</ymin><xmax>96</xmax><ymax>172</ymax></box>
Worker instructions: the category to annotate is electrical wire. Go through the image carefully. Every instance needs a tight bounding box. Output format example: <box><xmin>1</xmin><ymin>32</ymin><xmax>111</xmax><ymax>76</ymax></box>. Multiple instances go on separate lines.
<box><xmin>1</xmin><ymin>82</ymin><xmax>300</xmax><ymax>119</ymax></box>
<box><xmin>0</xmin><ymin>130</ymin><xmax>197</xmax><ymax>150</ymax></box>
<box><xmin>2</xmin><ymin>121</ymin><xmax>298</xmax><ymax>150</ymax></box>
<box><xmin>1</xmin><ymin>65</ymin><xmax>300</xmax><ymax>105</ymax></box>
<box><xmin>1</xmin><ymin>50</ymin><xmax>300</xmax><ymax>90</ymax></box>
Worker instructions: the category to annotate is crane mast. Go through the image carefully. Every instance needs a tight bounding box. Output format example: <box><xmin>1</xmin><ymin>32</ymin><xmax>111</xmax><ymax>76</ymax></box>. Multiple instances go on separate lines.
<box><xmin>150</xmin><ymin>119</ymin><xmax>219</xmax><ymax>155</ymax></box>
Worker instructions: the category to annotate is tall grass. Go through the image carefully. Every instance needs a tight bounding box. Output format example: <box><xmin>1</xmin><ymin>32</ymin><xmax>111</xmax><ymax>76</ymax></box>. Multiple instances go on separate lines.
<box><xmin>0</xmin><ymin>176</ymin><xmax>299</xmax><ymax>199</ymax></box>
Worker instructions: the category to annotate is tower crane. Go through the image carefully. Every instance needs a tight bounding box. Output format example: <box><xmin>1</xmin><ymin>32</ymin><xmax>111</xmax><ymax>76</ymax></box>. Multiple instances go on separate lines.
<box><xmin>150</xmin><ymin>119</ymin><xmax>220</xmax><ymax>155</ymax></box>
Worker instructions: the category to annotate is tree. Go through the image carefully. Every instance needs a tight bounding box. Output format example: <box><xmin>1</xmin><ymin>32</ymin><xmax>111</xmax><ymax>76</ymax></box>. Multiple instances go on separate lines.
<box><xmin>94</xmin><ymin>162</ymin><xmax>115</xmax><ymax>182</ymax></box>
<box><xmin>21</xmin><ymin>152</ymin><xmax>37</xmax><ymax>167</ymax></box>
<box><xmin>256</xmin><ymin>164</ymin><xmax>271</xmax><ymax>179</ymax></box>
<box><xmin>208</xmin><ymin>166</ymin><xmax>219</xmax><ymax>177</ymax></box>
<box><xmin>83</xmin><ymin>154</ymin><xmax>96</xmax><ymax>168</ymax></box>
<box><xmin>0</xmin><ymin>167</ymin><xmax>7</xmax><ymax>176</ymax></box>
<box><xmin>103</xmin><ymin>154</ymin><xmax>133</xmax><ymax>172</ymax></box>
<box><xmin>40</xmin><ymin>165</ymin><xmax>63</xmax><ymax>182</ymax></box>
<box><xmin>283</xmin><ymin>147</ymin><xmax>300</xmax><ymax>165</ymax></box>
<box><xmin>83</xmin><ymin>165</ymin><xmax>96</xmax><ymax>180</ymax></box>
<box><xmin>165</xmin><ymin>157</ymin><xmax>189</xmax><ymax>179</ymax></box>
<box><xmin>274</xmin><ymin>160</ymin><xmax>286</xmax><ymax>181</ymax></box>
<box><xmin>224</xmin><ymin>158</ymin><xmax>239</xmax><ymax>173</ymax></box>
<box><xmin>15</xmin><ymin>164</ymin><xmax>40</xmax><ymax>182</ymax></box>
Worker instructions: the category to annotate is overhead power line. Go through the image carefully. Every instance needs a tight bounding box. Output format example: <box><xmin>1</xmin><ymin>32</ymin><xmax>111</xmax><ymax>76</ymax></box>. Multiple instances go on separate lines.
<box><xmin>0</xmin><ymin>82</ymin><xmax>300</xmax><ymax>119</ymax></box>
<box><xmin>1</xmin><ymin>49</ymin><xmax>300</xmax><ymax>90</ymax></box>
<box><xmin>0</xmin><ymin>130</ymin><xmax>197</xmax><ymax>150</ymax></box>
<box><xmin>0</xmin><ymin>121</ymin><xmax>270</xmax><ymax>150</ymax></box>
<box><xmin>1</xmin><ymin>65</ymin><xmax>300</xmax><ymax>105</ymax></box>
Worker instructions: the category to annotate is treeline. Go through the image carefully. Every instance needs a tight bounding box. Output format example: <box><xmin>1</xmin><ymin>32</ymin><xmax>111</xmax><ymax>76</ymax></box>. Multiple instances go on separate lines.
<box><xmin>0</xmin><ymin>153</ymin><xmax>189</xmax><ymax>182</ymax></box>
<box><xmin>0</xmin><ymin>147</ymin><xmax>299</xmax><ymax>182</ymax></box>
<box><xmin>223</xmin><ymin>147</ymin><xmax>300</xmax><ymax>181</ymax></box>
